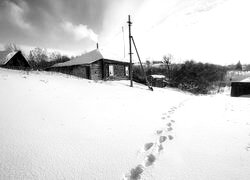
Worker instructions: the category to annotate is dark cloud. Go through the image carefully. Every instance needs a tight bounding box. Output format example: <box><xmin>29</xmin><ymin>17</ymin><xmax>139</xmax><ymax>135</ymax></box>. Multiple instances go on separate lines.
<box><xmin>0</xmin><ymin>1</ymin><xmax>32</xmax><ymax>40</ymax></box>
<box><xmin>0</xmin><ymin>0</ymin><xmax>108</xmax><ymax>51</ymax></box>
<box><xmin>62</xmin><ymin>0</ymin><xmax>106</xmax><ymax>32</ymax></box>
<box><xmin>0</xmin><ymin>0</ymin><xmax>147</xmax><ymax>54</ymax></box>
<box><xmin>8</xmin><ymin>0</ymin><xmax>106</xmax><ymax>33</ymax></box>
<box><xmin>1</xmin><ymin>0</ymin><xmax>56</xmax><ymax>30</ymax></box>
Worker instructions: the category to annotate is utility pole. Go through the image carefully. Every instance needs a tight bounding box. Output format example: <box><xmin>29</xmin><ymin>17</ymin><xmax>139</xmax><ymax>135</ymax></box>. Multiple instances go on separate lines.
<box><xmin>128</xmin><ymin>15</ymin><xmax>133</xmax><ymax>87</ymax></box>
<box><xmin>131</xmin><ymin>36</ymin><xmax>153</xmax><ymax>91</ymax></box>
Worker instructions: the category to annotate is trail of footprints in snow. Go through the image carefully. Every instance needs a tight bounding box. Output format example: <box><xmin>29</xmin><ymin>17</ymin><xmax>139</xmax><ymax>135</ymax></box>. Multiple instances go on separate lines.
<box><xmin>246</xmin><ymin>132</ymin><xmax>250</xmax><ymax>151</ymax></box>
<box><xmin>123</xmin><ymin>103</ymin><xmax>185</xmax><ymax>180</ymax></box>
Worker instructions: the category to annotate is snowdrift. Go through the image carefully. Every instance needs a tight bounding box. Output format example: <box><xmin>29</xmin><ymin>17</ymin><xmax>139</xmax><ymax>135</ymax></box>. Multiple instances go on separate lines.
<box><xmin>1</xmin><ymin>68</ymin><xmax>250</xmax><ymax>180</ymax></box>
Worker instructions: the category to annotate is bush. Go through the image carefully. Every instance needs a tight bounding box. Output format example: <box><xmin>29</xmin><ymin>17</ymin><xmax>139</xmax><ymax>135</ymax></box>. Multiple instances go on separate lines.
<box><xmin>132</xmin><ymin>61</ymin><xmax>227</xmax><ymax>94</ymax></box>
<box><xmin>132</xmin><ymin>65</ymin><xmax>147</xmax><ymax>84</ymax></box>
<box><xmin>27</xmin><ymin>47</ymin><xmax>70</xmax><ymax>70</ymax></box>
<box><xmin>171</xmin><ymin>61</ymin><xmax>227</xmax><ymax>94</ymax></box>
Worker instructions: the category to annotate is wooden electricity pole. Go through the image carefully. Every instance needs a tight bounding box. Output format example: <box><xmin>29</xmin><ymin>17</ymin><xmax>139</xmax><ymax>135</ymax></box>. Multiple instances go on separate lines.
<box><xmin>131</xmin><ymin>36</ymin><xmax>152</xmax><ymax>91</ymax></box>
<box><xmin>128</xmin><ymin>15</ymin><xmax>133</xmax><ymax>87</ymax></box>
<box><xmin>127</xmin><ymin>15</ymin><xmax>153</xmax><ymax>91</ymax></box>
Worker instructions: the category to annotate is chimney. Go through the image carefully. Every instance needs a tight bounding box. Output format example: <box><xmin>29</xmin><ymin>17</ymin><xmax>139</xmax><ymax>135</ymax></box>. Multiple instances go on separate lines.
<box><xmin>96</xmin><ymin>43</ymin><xmax>99</xmax><ymax>49</ymax></box>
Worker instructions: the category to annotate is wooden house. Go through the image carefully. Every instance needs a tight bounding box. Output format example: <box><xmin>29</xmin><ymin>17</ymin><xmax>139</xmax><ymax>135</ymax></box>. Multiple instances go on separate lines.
<box><xmin>0</xmin><ymin>50</ymin><xmax>30</xmax><ymax>69</ymax></box>
<box><xmin>47</xmin><ymin>49</ymin><xmax>130</xmax><ymax>80</ymax></box>
<box><xmin>231</xmin><ymin>77</ymin><xmax>250</xmax><ymax>97</ymax></box>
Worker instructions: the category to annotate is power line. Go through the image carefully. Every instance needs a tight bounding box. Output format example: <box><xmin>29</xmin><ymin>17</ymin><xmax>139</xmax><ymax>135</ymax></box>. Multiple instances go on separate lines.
<box><xmin>122</xmin><ymin>26</ymin><xmax>126</xmax><ymax>58</ymax></box>
<box><xmin>99</xmin><ymin>22</ymin><xmax>128</xmax><ymax>50</ymax></box>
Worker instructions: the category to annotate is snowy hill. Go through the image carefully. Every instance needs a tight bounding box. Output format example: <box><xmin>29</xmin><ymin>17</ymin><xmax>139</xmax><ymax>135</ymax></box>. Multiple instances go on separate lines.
<box><xmin>0</xmin><ymin>68</ymin><xmax>250</xmax><ymax>180</ymax></box>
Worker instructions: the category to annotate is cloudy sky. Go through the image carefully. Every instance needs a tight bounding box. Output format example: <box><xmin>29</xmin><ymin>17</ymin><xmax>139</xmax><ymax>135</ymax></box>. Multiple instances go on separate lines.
<box><xmin>0</xmin><ymin>0</ymin><xmax>249</xmax><ymax>64</ymax></box>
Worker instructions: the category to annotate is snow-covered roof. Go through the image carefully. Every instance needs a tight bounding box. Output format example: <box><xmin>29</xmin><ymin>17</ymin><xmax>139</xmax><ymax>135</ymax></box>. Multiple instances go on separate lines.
<box><xmin>150</xmin><ymin>74</ymin><xmax>166</xmax><ymax>79</ymax></box>
<box><xmin>241</xmin><ymin>77</ymin><xmax>250</xmax><ymax>82</ymax></box>
<box><xmin>0</xmin><ymin>50</ymin><xmax>17</xmax><ymax>65</ymax></box>
<box><xmin>52</xmin><ymin>49</ymin><xmax>129</xmax><ymax>68</ymax></box>
<box><xmin>152</xmin><ymin>63</ymin><xmax>164</xmax><ymax>68</ymax></box>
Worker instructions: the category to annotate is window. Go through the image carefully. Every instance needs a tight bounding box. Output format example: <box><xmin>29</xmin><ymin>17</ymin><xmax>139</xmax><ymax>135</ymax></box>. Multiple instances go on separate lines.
<box><xmin>125</xmin><ymin>66</ymin><xmax>129</xmax><ymax>76</ymax></box>
<box><xmin>109</xmin><ymin>65</ymin><xmax>114</xmax><ymax>76</ymax></box>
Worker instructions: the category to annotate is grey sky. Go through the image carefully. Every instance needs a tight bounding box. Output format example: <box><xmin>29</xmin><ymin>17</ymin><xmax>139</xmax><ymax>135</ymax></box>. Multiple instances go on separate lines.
<box><xmin>0</xmin><ymin>0</ymin><xmax>111</xmax><ymax>52</ymax></box>
<box><xmin>0</xmin><ymin>0</ymin><xmax>249</xmax><ymax>64</ymax></box>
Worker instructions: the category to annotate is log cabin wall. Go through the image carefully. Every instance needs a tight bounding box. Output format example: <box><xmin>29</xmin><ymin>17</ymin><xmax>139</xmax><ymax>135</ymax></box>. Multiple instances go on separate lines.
<box><xmin>71</xmin><ymin>65</ymin><xmax>89</xmax><ymax>79</ymax></box>
<box><xmin>48</xmin><ymin>65</ymin><xmax>89</xmax><ymax>79</ymax></box>
<box><xmin>103</xmin><ymin>60</ymin><xmax>129</xmax><ymax>80</ymax></box>
<box><xmin>90</xmin><ymin>60</ymin><xmax>103</xmax><ymax>80</ymax></box>
<box><xmin>114</xmin><ymin>64</ymin><xmax>126</xmax><ymax>77</ymax></box>
<box><xmin>47</xmin><ymin>59</ymin><xmax>129</xmax><ymax>81</ymax></box>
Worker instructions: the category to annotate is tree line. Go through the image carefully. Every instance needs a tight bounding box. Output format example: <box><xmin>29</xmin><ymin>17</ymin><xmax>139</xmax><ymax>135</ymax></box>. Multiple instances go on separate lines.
<box><xmin>3</xmin><ymin>43</ymin><xmax>249</xmax><ymax>94</ymax></box>
<box><xmin>133</xmin><ymin>54</ymin><xmax>231</xmax><ymax>94</ymax></box>
<box><xmin>3</xmin><ymin>43</ymin><xmax>70</xmax><ymax>70</ymax></box>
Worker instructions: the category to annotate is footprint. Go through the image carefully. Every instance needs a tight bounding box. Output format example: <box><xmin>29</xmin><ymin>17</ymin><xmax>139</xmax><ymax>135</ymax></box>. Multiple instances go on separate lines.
<box><xmin>127</xmin><ymin>164</ymin><xmax>144</xmax><ymax>180</ymax></box>
<box><xmin>166</xmin><ymin>123</ymin><xmax>172</xmax><ymax>127</ymax></box>
<box><xmin>158</xmin><ymin>144</ymin><xmax>164</xmax><ymax>152</ymax></box>
<box><xmin>144</xmin><ymin>143</ymin><xmax>154</xmax><ymax>151</ymax></box>
<box><xmin>159</xmin><ymin>136</ymin><xmax>167</xmax><ymax>143</ymax></box>
<box><xmin>161</xmin><ymin>117</ymin><xmax>166</xmax><ymax>120</ymax></box>
<box><xmin>156</xmin><ymin>130</ymin><xmax>163</xmax><ymax>135</ymax></box>
<box><xmin>167</xmin><ymin>127</ymin><xmax>173</xmax><ymax>132</ymax></box>
<box><xmin>168</xmin><ymin>135</ymin><xmax>174</xmax><ymax>140</ymax></box>
<box><xmin>246</xmin><ymin>143</ymin><xmax>250</xmax><ymax>151</ymax></box>
<box><xmin>145</xmin><ymin>154</ymin><xmax>156</xmax><ymax>167</ymax></box>
<box><xmin>171</xmin><ymin>120</ymin><xmax>175</xmax><ymax>123</ymax></box>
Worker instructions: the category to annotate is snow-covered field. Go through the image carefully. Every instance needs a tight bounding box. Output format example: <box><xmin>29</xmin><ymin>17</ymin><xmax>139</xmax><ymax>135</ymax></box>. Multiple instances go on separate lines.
<box><xmin>0</xmin><ymin>68</ymin><xmax>250</xmax><ymax>180</ymax></box>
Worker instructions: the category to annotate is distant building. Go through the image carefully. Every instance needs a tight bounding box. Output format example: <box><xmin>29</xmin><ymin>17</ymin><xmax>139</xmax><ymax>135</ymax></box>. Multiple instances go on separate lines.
<box><xmin>242</xmin><ymin>65</ymin><xmax>247</xmax><ymax>71</ymax></box>
<box><xmin>152</xmin><ymin>61</ymin><xmax>163</xmax><ymax>64</ymax></box>
<box><xmin>47</xmin><ymin>49</ymin><xmax>130</xmax><ymax>80</ymax></box>
<box><xmin>231</xmin><ymin>77</ymin><xmax>250</xmax><ymax>97</ymax></box>
<box><xmin>148</xmin><ymin>74</ymin><xmax>169</xmax><ymax>88</ymax></box>
<box><xmin>0</xmin><ymin>50</ymin><xmax>30</xmax><ymax>69</ymax></box>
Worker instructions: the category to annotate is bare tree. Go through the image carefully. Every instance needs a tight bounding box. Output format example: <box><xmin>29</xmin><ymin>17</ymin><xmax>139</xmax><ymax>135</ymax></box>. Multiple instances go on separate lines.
<box><xmin>163</xmin><ymin>54</ymin><xmax>173</xmax><ymax>80</ymax></box>
<box><xmin>235</xmin><ymin>61</ymin><xmax>242</xmax><ymax>71</ymax></box>
<box><xmin>4</xmin><ymin>43</ymin><xmax>20</xmax><ymax>52</ymax></box>
<box><xmin>29</xmin><ymin>47</ymin><xmax>48</xmax><ymax>62</ymax></box>
<box><xmin>50</xmin><ymin>52</ymin><xmax>62</xmax><ymax>61</ymax></box>
<box><xmin>145</xmin><ymin>60</ymin><xmax>151</xmax><ymax>70</ymax></box>
<box><xmin>27</xmin><ymin>47</ymin><xmax>69</xmax><ymax>69</ymax></box>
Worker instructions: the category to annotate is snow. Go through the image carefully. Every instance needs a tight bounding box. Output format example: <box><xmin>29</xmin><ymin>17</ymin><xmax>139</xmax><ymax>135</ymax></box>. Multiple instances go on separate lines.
<box><xmin>0</xmin><ymin>68</ymin><xmax>250</xmax><ymax>180</ymax></box>
<box><xmin>0</xmin><ymin>51</ymin><xmax>16</xmax><ymax>65</ymax></box>
<box><xmin>142</xmin><ymin>94</ymin><xmax>250</xmax><ymax>179</ymax></box>
<box><xmin>5</xmin><ymin>51</ymin><xmax>17</xmax><ymax>61</ymax></box>
<box><xmin>150</xmin><ymin>75</ymin><xmax>166</xmax><ymax>79</ymax></box>
<box><xmin>241</xmin><ymin>77</ymin><xmax>250</xmax><ymax>82</ymax></box>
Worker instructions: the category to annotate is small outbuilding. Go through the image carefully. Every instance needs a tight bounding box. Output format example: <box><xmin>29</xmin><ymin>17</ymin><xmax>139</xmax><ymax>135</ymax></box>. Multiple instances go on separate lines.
<box><xmin>0</xmin><ymin>50</ymin><xmax>30</xmax><ymax>69</ymax></box>
<box><xmin>47</xmin><ymin>49</ymin><xmax>130</xmax><ymax>80</ymax></box>
<box><xmin>148</xmin><ymin>74</ymin><xmax>169</xmax><ymax>88</ymax></box>
<box><xmin>231</xmin><ymin>77</ymin><xmax>250</xmax><ymax>97</ymax></box>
